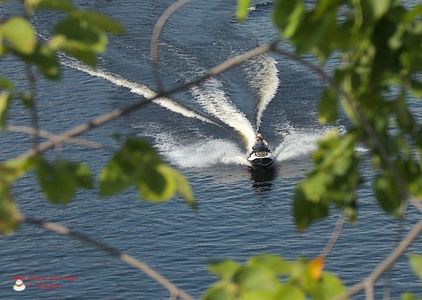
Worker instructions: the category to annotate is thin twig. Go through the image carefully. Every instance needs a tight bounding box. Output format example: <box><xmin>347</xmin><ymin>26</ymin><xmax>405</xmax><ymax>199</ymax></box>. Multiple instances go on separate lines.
<box><xmin>410</xmin><ymin>199</ymin><xmax>422</xmax><ymax>212</ymax></box>
<box><xmin>333</xmin><ymin>217</ymin><xmax>422</xmax><ymax>300</ymax></box>
<box><xmin>365</xmin><ymin>283</ymin><xmax>374</xmax><ymax>300</ymax></box>
<box><xmin>320</xmin><ymin>215</ymin><xmax>345</xmax><ymax>259</ymax></box>
<box><xmin>151</xmin><ymin>0</ymin><xmax>193</xmax><ymax>91</ymax></box>
<box><xmin>5</xmin><ymin>125</ymin><xmax>104</xmax><ymax>149</ymax></box>
<box><xmin>271</xmin><ymin>47</ymin><xmax>331</xmax><ymax>82</ymax></box>
<box><xmin>21</xmin><ymin>215</ymin><xmax>193</xmax><ymax>300</ymax></box>
<box><xmin>21</xmin><ymin>0</ymin><xmax>41</xmax><ymax>151</ymax></box>
<box><xmin>25</xmin><ymin>65</ymin><xmax>40</xmax><ymax>150</ymax></box>
<box><xmin>16</xmin><ymin>42</ymin><xmax>276</xmax><ymax>161</ymax></box>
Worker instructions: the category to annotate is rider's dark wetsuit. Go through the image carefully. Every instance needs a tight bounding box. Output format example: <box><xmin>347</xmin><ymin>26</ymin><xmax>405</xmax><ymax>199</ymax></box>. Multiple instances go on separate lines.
<box><xmin>252</xmin><ymin>140</ymin><xmax>269</xmax><ymax>152</ymax></box>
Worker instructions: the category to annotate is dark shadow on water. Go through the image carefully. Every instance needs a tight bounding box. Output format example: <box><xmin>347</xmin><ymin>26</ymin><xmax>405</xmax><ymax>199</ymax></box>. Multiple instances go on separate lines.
<box><xmin>249</xmin><ymin>166</ymin><xmax>276</xmax><ymax>193</ymax></box>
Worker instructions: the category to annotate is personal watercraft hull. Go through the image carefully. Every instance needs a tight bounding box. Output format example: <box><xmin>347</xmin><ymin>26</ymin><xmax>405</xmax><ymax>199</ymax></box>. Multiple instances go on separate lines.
<box><xmin>247</xmin><ymin>153</ymin><xmax>275</xmax><ymax>169</ymax></box>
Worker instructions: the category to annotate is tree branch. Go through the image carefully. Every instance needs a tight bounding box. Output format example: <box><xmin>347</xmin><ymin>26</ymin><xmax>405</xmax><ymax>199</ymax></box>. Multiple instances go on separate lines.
<box><xmin>25</xmin><ymin>64</ymin><xmax>40</xmax><ymax>150</ymax></box>
<box><xmin>6</xmin><ymin>125</ymin><xmax>104</xmax><ymax>149</ymax></box>
<box><xmin>320</xmin><ymin>215</ymin><xmax>344</xmax><ymax>259</ymax></box>
<box><xmin>151</xmin><ymin>0</ymin><xmax>193</xmax><ymax>91</ymax></box>
<box><xmin>17</xmin><ymin>42</ymin><xmax>276</xmax><ymax>161</ymax></box>
<box><xmin>410</xmin><ymin>199</ymin><xmax>422</xmax><ymax>213</ymax></box>
<box><xmin>21</xmin><ymin>215</ymin><xmax>194</xmax><ymax>300</ymax></box>
<box><xmin>333</xmin><ymin>217</ymin><xmax>422</xmax><ymax>300</ymax></box>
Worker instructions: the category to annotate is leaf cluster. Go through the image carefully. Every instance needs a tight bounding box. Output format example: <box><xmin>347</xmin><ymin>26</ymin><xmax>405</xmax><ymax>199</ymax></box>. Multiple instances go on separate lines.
<box><xmin>203</xmin><ymin>255</ymin><xmax>344</xmax><ymax>300</ymax></box>
<box><xmin>270</xmin><ymin>0</ymin><xmax>422</xmax><ymax>228</ymax></box>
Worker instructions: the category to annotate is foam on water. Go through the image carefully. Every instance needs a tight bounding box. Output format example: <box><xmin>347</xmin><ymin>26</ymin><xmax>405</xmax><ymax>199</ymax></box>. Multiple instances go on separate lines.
<box><xmin>141</xmin><ymin>129</ymin><xmax>248</xmax><ymax>168</ymax></box>
<box><xmin>245</xmin><ymin>55</ymin><xmax>279</xmax><ymax>130</ymax></box>
<box><xmin>274</xmin><ymin>126</ymin><xmax>369</xmax><ymax>162</ymax></box>
<box><xmin>165</xmin><ymin>139</ymin><xmax>248</xmax><ymax>168</ymax></box>
<box><xmin>61</xmin><ymin>60</ymin><xmax>218</xmax><ymax>125</ymax></box>
<box><xmin>190</xmin><ymin>78</ymin><xmax>256</xmax><ymax>150</ymax></box>
<box><xmin>274</xmin><ymin>128</ymin><xmax>324</xmax><ymax>161</ymax></box>
<box><xmin>162</xmin><ymin>44</ymin><xmax>256</xmax><ymax>150</ymax></box>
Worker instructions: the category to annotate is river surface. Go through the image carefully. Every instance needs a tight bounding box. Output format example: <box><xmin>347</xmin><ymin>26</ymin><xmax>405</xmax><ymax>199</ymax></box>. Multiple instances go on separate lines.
<box><xmin>0</xmin><ymin>0</ymin><xmax>421</xmax><ymax>299</ymax></box>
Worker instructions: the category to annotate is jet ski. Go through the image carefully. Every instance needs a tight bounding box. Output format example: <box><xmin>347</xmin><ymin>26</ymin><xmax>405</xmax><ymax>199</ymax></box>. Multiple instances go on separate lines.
<box><xmin>247</xmin><ymin>134</ymin><xmax>275</xmax><ymax>169</ymax></box>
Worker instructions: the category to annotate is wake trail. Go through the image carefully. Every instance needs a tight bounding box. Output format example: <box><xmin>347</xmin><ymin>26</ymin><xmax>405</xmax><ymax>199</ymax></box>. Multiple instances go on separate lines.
<box><xmin>162</xmin><ymin>44</ymin><xmax>256</xmax><ymax>150</ymax></box>
<box><xmin>61</xmin><ymin>60</ymin><xmax>219</xmax><ymax>126</ymax></box>
<box><xmin>245</xmin><ymin>55</ymin><xmax>279</xmax><ymax>130</ymax></box>
<box><xmin>190</xmin><ymin>78</ymin><xmax>256</xmax><ymax>150</ymax></box>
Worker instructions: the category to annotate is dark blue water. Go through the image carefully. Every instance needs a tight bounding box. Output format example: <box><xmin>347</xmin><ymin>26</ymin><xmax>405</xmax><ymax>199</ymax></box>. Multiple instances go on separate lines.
<box><xmin>1</xmin><ymin>0</ymin><xmax>421</xmax><ymax>299</ymax></box>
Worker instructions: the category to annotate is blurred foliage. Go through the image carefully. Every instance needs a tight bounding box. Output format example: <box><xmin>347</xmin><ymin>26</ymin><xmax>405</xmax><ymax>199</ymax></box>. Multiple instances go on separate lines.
<box><xmin>203</xmin><ymin>255</ymin><xmax>344</xmax><ymax>300</ymax></box>
<box><xmin>270</xmin><ymin>0</ymin><xmax>422</xmax><ymax>228</ymax></box>
<box><xmin>36</xmin><ymin>158</ymin><xmax>93</xmax><ymax>204</ymax></box>
<box><xmin>409</xmin><ymin>254</ymin><xmax>422</xmax><ymax>281</ymax></box>
<box><xmin>0</xmin><ymin>0</ymin><xmax>194</xmax><ymax>235</ymax></box>
<box><xmin>99</xmin><ymin>138</ymin><xmax>194</xmax><ymax>207</ymax></box>
<box><xmin>401</xmin><ymin>254</ymin><xmax>422</xmax><ymax>300</ymax></box>
<box><xmin>236</xmin><ymin>0</ymin><xmax>251</xmax><ymax>22</ymax></box>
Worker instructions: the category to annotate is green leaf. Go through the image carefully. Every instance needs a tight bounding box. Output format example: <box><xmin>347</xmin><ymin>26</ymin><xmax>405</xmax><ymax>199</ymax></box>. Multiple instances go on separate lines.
<box><xmin>318</xmin><ymin>87</ymin><xmax>337</xmax><ymax>124</ymax></box>
<box><xmin>241</xmin><ymin>290</ymin><xmax>277</xmax><ymax>300</ymax></box>
<box><xmin>310</xmin><ymin>272</ymin><xmax>345</xmax><ymax>300</ymax></box>
<box><xmin>173</xmin><ymin>170</ymin><xmax>195</xmax><ymax>208</ymax></box>
<box><xmin>1</xmin><ymin>17</ymin><xmax>36</xmax><ymax>54</ymax></box>
<box><xmin>0</xmin><ymin>157</ymin><xmax>36</xmax><ymax>183</ymax></box>
<box><xmin>314</xmin><ymin>0</ymin><xmax>343</xmax><ymax>18</ymax></box>
<box><xmin>209</xmin><ymin>260</ymin><xmax>241</xmax><ymax>280</ymax></box>
<box><xmin>368</xmin><ymin>0</ymin><xmax>391</xmax><ymax>19</ymax></box>
<box><xmin>202</xmin><ymin>282</ymin><xmax>237</xmax><ymax>300</ymax></box>
<box><xmin>20</xmin><ymin>44</ymin><xmax>61</xmax><ymax>79</ymax></box>
<box><xmin>248</xmin><ymin>255</ymin><xmax>291</xmax><ymax>275</ymax></box>
<box><xmin>404</xmin><ymin>5</ymin><xmax>422</xmax><ymax>22</ymax></box>
<box><xmin>410</xmin><ymin>79</ymin><xmax>422</xmax><ymax>98</ymax></box>
<box><xmin>98</xmin><ymin>156</ymin><xmax>132</xmax><ymax>196</ymax></box>
<box><xmin>53</xmin><ymin>16</ymin><xmax>108</xmax><ymax>65</ymax></box>
<box><xmin>275</xmin><ymin>283</ymin><xmax>305</xmax><ymax>300</ymax></box>
<box><xmin>36</xmin><ymin>159</ymin><xmax>92</xmax><ymax>204</ymax></box>
<box><xmin>99</xmin><ymin>137</ymin><xmax>195</xmax><ymax>205</ymax></box>
<box><xmin>73</xmin><ymin>162</ymin><xmax>93</xmax><ymax>189</ymax></box>
<box><xmin>0</xmin><ymin>92</ymin><xmax>11</xmax><ymax>129</ymax></box>
<box><xmin>273</xmin><ymin>1</ymin><xmax>305</xmax><ymax>38</ymax></box>
<box><xmin>0</xmin><ymin>77</ymin><xmax>15</xmax><ymax>90</ymax></box>
<box><xmin>75</xmin><ymin>11</ymin><xmax>125</xmax><ymax>34</ymax></box>
<box><xmin>0</xmin><ymin>183</ymin><xmax>21</xmax><ymax>235</ymax></box>
<box><xmin>136</xmin><ymin>164</ymin><xmax>176</xmax><ymax>202</ymax></box>
<box><xmin>375</xmin><ymin>174</ymin><xmax>402</xmax><ymax>217</ymax></box>
<box><xmin>25</xmin><ymin>0</ymin><xmax>75</xmax><ymax>14</ymax></box>
<box><xmin>293</xmin><ymin>188</ymin><xmax>329</xmax><ymax>230</ymax></box>
<box><xmin>300</xmin><ymin>172</ymin><xmax>332</xmax><ymax>203</ymax></box>
<box><xmin>401</xmin><ymin>293</ymin><xmax>416</xmax><ymax>300</ymax></box>
<box><xmin>0</xmin><ymin>34</ymin><xmax>5</xmax><ymax>56</ymax></box>
<box><xmin>236</xmin><ymin>0</ymin><xmax>251</xmax><ymax>23</ymax></box>
<box><xmin>233</xmin><ymin>266</ymin><xmax>279</xmax><ymax>292</ymax></box>
<box><xmin>395</xmin><ymin>94</ymin><xmax>415</xmax><ymax>133</ymax></box>
<box><xmin>409</xmin><ymin>254</ymin><xmax>422</xmax><ymax>280</ymax></box>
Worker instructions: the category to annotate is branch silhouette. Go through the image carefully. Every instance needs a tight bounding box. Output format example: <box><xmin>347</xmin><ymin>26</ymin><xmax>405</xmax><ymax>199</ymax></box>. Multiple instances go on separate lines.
<box><xmin>21</xmin><ymin>215</ymin><xmax>194</xmax><ymax>300</ymax></box>
<box><xmin>6</xmin><ymin>125</ymin><xmax>104</xmax><ymax>149</ymax></box>
<box><xmin>333</xmin><ymin>217</ymin><xmax>422</xmax><ymax>300</ymax></box>
<box><xmin>320</xmin><ymin>216</ymin><xmax>345</xmax><ymax>259</ymax></box>
<box><xmin>151</xmin><ymin>0</ymin><xmax>193</xmax><ymax>91</ymax></box>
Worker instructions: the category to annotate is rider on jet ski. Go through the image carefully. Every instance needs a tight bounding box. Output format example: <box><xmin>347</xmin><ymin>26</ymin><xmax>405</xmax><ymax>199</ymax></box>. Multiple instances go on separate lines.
<box><xmin>252</xmin><ymin>132</ymin><xmax>269</xmax><ymax>152</ymax></box>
